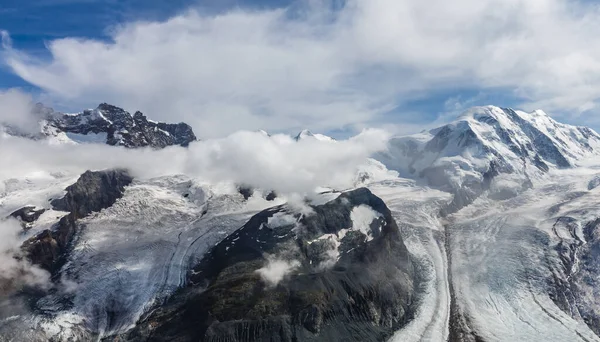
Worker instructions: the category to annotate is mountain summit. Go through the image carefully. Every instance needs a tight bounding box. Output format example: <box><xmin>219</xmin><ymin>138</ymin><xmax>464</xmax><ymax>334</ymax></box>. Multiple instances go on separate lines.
<box><xmin>3</xmin><ymin>103</ymin><xmax>197</xmax><ymax>148</ymax></box>
<box><xmin>294</xmin><ymin>129</ymin><xmax>335</xmax><ymax>142</ymax></box>
<box><xmin>379</xmin><ymin>106</ymin><xmax>600</xmax><ymax>210</ymax></box>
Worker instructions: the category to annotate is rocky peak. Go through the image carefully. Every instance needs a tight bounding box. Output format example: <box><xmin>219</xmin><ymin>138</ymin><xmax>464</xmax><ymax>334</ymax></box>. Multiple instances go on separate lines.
<box><xmin>23</xmin><ymin>169</ymin><xmax>133</xmax><ymax>273</ymax></box>
<box><xmin>120</xmin><ymin>188</ymin><xmax>415</xmax><ymax>342</ymax></box>
<box><xmin>5</xmin><ymin>103</ymin><xmax>197</xmax><ymax>148</ymax></box>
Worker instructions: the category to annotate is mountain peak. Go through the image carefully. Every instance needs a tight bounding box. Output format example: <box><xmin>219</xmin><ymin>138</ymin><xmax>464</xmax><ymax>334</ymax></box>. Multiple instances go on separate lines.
<box><xmin>6</xmin><ymin>103</ymin><xmax>197</xmax><ymax>148</ymax></box>
<box><xmin>294</xmin><ymin>129</ymin><xmax>335</xmax><ymax>142</ymax></box>
<box><xmin>379</xmin><ymin>105</ymin><xmax>600</xmax><ymax>212</ymax></box>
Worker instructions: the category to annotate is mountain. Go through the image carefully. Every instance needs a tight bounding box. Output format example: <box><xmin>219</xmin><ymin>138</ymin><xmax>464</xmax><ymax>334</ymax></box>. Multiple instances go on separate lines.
<box><xmin>294</xmin><ymin>129</ymin><xmax>335</xmax><ymax>142</ymax></box>
<box><xmin>120</xmin><ymin>188</ymin><xmax>415</xmax><ymax>342</ymax></box>
<box><xmin>3</xmin><ymin>103</ymin><xmax>197</xmax><ymax>148</ymax></box>
<box><xmin>23</xmin><ymin>169</ymin><xmax>133</xmax><ymax>274</ymax></box>
<box><xmin>4</xmin><ymin>105</ymin><xmax>600</xmax><ymax>342</ymax></box>
<box><xmin>377</xmin><ymin>106</ymin><xmax>600</xmax><ymax>212</ymax></box>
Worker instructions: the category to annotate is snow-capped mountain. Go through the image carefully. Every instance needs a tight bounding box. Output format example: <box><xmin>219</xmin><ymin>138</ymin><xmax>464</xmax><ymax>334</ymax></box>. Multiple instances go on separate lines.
<box><xmin>2</xmin><ymin>103</ymin><xmax>197</xmax><ymax>148</ymax></box>
<box><xmin>121</xmin><ymin>188</ymin><xmax>414</xmax><ymax>342</ymax></box>
<box><xmin>4</xmin><ymin>105</ymin><xmax>600</xmax><ymax>342</ymax></box>
<box><xmin>378</xmin><ymin>106</ymin><xmax>600</xmax><ymax>212</ymax></box>
<box><xmin>294</xmin><ymin>129</ymin><xmax>335</xmax><ymax>142</ymax></box>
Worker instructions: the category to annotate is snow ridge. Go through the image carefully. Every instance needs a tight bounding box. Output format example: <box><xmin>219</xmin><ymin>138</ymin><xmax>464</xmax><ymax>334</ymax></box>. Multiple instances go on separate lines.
<box><xmin>377</xmin><ymin>106</ymin><xmax>600</xmax><ymax>209</ymax></box>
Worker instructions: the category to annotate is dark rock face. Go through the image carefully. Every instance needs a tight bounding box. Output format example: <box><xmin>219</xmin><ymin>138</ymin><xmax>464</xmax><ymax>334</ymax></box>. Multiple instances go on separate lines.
<box><xmin>237</xmin><ymin>186</ymin><xmax>277</xmax><ymax>201</ymax></box>
<box><xmin>9</xmin><ymin>206</ymin><xmax>46</xmax><ymax>229</ymax></box>
<box><xmin>50</xmin><ymin>169</ymin><xmax>133</xmax><ymax>218</ymax></box>
<box><xmin>237</xmin><ymin>185</ymin><xmax>254</xmax><ymax>200</ymax></box>
<box><xmin>119</xmin><ymin>188</ymin><xmax>415</xmax><ymax>342</ymax></box>
<box><xmin>23</xmin><ymin>215</ymin><xmax>76</xmax><ymax>273</ymax></box>
<box><xmin>501</xmin><ymin>108</ymin><xmax>572</xmax><ymax>168</ymax></box>
<box><xmin>23</xmin><ymin>169</ymin><xmax>133</xmax><ymax>274</ymax></box>
<box><xmin>39</xmin><ymin>103</ymin><xmax>197</xmax><ymax>148</ymax></box>
<box><xmin>265</xmin><ymin>191</ymin><xmax>277</xmax><ymax>201</ymax></box>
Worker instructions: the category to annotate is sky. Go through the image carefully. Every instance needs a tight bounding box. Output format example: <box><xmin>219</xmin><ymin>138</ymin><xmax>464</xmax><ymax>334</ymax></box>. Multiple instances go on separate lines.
<box><xmin>1</xmin><ymin>0</ymin><xmax>600</xmax><ymax>138</ymax></box>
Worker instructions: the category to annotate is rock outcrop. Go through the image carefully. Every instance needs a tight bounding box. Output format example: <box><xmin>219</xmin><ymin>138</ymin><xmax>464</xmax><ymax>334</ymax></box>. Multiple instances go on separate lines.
<box><xmin>119</xmin><ymin>188</ymin><xmax>415</xmax><ymax>342</ymax></box>
<box><xmin>9</xmin><ymin>206</ymin><xmax>46</xmax><ymax>229</ymax></box>
<box><xmin>3</xmin><ymin>103</ymin><xmax>197</xmax><ymax>148</ymax></box>
<box><xmin>23</xmin><ymin>169</ymin><xmax>133</xmax><ymax>274</ymax></box>
<box><xmin>46</xmin><ymin>103</ymin><xmax>197</xmax><ymax>148</ymax></box>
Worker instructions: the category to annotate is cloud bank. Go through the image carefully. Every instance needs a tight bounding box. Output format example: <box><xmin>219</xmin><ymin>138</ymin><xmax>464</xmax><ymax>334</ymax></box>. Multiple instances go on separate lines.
<box><xmin>3</xmin><ymin>0</ymin><xmax>600</xmax><ymax>136</ymax></box>
<box><xmin>0</xmin><ymin>128</ymin><xmax>389</xmax><ymax>195</ymax></box>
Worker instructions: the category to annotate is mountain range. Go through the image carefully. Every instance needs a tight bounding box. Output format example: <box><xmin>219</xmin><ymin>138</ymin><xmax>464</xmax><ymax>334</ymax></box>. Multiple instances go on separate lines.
<box><xmin>2</xmin><ymin>104</ymin><xmax>600</xmax><ymax>341</ymax></box>
<box><xmin>2</xmin><ymin>103</ymin><xmax>196</xmax><ymax>148</ymax></box>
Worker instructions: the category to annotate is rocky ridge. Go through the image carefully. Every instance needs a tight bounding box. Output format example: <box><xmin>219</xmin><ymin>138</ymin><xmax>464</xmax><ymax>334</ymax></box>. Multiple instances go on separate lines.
<box><xmin>116</xmin><ymin>188</ymin><xmax>416</xmax><ymax>342</ymax></box>
<box><xmin>22</xmin><ymin>169</ymin><xmax>133</xmax><ymax>274</ymax></box>
<box><xmin>3</xmin><ymin>103</ymin><xmax>197</xmax><ymax>148</ymax></box>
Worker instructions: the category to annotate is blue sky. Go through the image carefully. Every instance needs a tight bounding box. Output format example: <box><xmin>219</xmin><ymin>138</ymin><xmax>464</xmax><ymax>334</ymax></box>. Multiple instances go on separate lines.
<box><xmin>1</xmin><ymin>0</ymin><xmax>599</xmax><ymax>137</ymax></box>
<box><xmin>0</xmin><ymin>0</ymin><xmax>290</xmax><ymax>85</ymax></box>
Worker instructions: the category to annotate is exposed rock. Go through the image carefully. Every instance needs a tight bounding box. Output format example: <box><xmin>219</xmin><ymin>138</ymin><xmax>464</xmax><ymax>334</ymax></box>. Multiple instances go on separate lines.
<box><xmin>50</xmin><ymin>169</ymin><xmax>133</xmax><ymax>218</ymax></box>
<box><xmin>554</xmin><ymin>217</ymin><xmax>600</xmax><ymax>336</ymax></box>
<box><xmin>118</xmin><ymin>188</ymin><xmax>415</xmax><ymax>342</ymax></box>
<box><xmin>23</xmin><ymin>169</ymin><xmax>133</xmax><ymax>274</ymax></box>
<box><xmin>1</xmin><ymin>103</ymin><xmax>197</xmax><ymax>148</ymax></box>
<box><xmin>237</xmin><ymin>185</ymin><xmax>254</xmax><ymax>200</ymax></box>
<box><xmin>588</xmin><ymin>175</ymin><xmax>600</xmax><ymax>190</ymax></box>
<box><xmin>265</xmin><ymin>191</ymin><xmax>277</xmax><ymax>201</ymax></box>
<box><xmin>49</xmin><ymin>103</ymin><xmax>197</xmax><ymax>148</ymax></box>
<box><xmin>9</xmin><ymin>206</ymin><xmax>46</xmax><ymax>229</ymax></box>
<box><xmin>22</xmin><ymin>216</ymin><xmax>75</xmax><ymax>273</ymax></box>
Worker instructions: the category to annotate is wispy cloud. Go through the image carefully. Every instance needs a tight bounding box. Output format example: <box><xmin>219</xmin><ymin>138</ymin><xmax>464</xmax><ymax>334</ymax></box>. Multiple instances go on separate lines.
<box><xmin>2</xmin><ymin>0</ymin><xmax>600</xmax><ymax>136</ymax></box>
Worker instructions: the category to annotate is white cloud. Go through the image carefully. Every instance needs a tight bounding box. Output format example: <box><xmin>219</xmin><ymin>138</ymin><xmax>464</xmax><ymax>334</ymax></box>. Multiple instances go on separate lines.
<box><xmin>255</xmin><ymin>256</ymin><xmax>300</xmax><ymax>287</ymax></box>
<box><xmin>0</xmin><ymin>30</ymin><xmax>11</xmax><ymax>49</ymax></box>
<box><xmin>0</xmin><ymin>89</ymin><xmax>37</xmax><ymax>134</ymax></box>
<box><xmin>0</xmin><ymin>219</ymin><xmax>51</xmax><ymax>295</ymax></box>
<box><xmin>0</xmin><ymin>128</ymin><xmax>389</xmax><ymax>195</ymax></box>
<box><xmin>350</xmin><ymin>204</ymin><xmax>382</xmax><ymax>241</ymax></box>
<box><xmin>3</xmin><ymin>0</ymin><xmax>600</xmax><ymax>135</ymax></box>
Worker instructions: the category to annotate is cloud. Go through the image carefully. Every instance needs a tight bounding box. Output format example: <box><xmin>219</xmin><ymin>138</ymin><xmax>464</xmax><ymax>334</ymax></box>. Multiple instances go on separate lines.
<box><xmin>350</xmin><ymin>204</ymin><xmax>381</xmax><ymax>241</ymax></box>
<box><xmin>0</xmin><ymin>89</ymin><xmax>37</xmax><ymax>134</ymax></box>
<box><xmin>0</xmin><ymin>128</ymin><xmax>390</xmax><ymax>195</ymax></box>
<box><xmin>0</xmin><ymin>30</ymin><xmax>11</xmax><ymax>49</ymax></box>
<box><xmin>0</xmin><ymin>219</ymin><xmax>51</xmax><ymax>297</ymax></box>
<box><xmin>3</xmin><ymin>0</ymin><xmax>600</xmax><ymax>136</ymax></box>
<box><xmin>255</xmin><ymin>256</ymin><xmax>300</xmax><ymax>287</ymax></box>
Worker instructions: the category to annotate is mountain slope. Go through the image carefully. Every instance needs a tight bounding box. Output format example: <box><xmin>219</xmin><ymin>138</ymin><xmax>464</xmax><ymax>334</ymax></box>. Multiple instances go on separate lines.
<box><xmin>119</xmin><ymin>188</ymin><xmax>415</xmax><ymax>342</ymax></box>
<box><xmin>377</xmin><ymin>106</ymin><xmax>600</xmax><ymax>212</ymax></box>
<box><xmin>4</xmin><ymin>105</ymin><xmax>600</xmax><ymax>342</ymax></box>
<box><xmin>2</xmin><ymin>103</ymin><xmax>197</xmax><ymax>148</ymax></box>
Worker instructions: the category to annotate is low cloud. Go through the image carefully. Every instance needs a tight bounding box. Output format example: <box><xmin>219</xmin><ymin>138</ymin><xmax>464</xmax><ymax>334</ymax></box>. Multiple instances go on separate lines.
<box><xmin>4</xmin><ymin>0</ymin><xmax>600</xmax><ymax>136</ymax></box>
<box><xmin>0</xmin><ymin>128</ymin><xmax>389</xmax><ymax>195</ymax></box>
<box><xmin>0</xmin><ymin>89</ymin><xmax>37</xmax><ymax>135</ymax></box>
<box><xmin>255</xmin><ymin>256</ymin><xmax>300</xmax><ymax>287</ymax></box>
<box><xmin>0</xmin><ymin>219</ymin><xmax>50</xmax><ymax>297</ymax></box>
